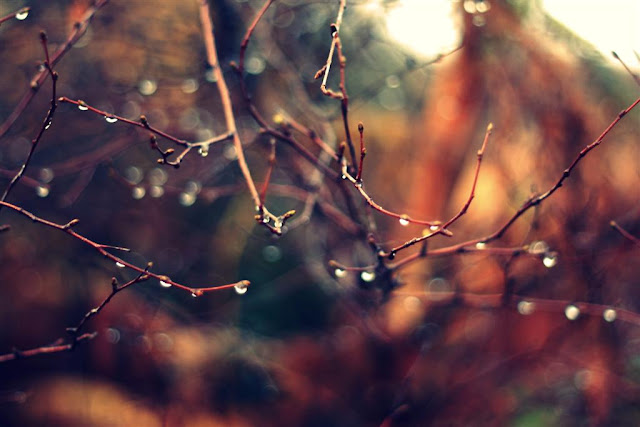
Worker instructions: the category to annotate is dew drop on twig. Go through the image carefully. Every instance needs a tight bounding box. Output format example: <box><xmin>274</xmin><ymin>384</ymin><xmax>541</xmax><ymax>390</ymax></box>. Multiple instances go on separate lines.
<box><xmin>475</xmin><ymin>242</ymin><xmax>486</xmax><ymax>250</ymax></box>
<box><xmin>77</xmin><ymin>101</ymin><xmax>88</xmax><ymax>111</ymax></box>
<box><xmin>234</xmin><ymin>282</ymin><xmax>249</xmax><ymax>295</ymax></box>
<box><xmin>15</xmin><ymin>9</ymin><xmax>29</xmax><ymax>21</ymax></box>
<box><xmin>603</xmin><ymin>308</ymin><xmax>617</xmax><ymax>322</ymax></box>
<box><xmin>159</xmin><ymin>280</ymin><xmax>172</xmax><ymax>288</ymax></box>
<box><xmin>528</xmin><ymin>240</ymin><xmax>549</xmax><ymax>255</ymax></box>
<box><xmin>115</xmin><ymin>261</ymin><xmax>125</xmax><ymax>268</ymax></box>
<box><xmin>517</xmin><ymin>300</ymin><xmax>535</xmax><ymax>315</ymax></box>
<box><xmin>105</xmin><ymin>115</ymin><xmax>118</xmax><ymax>124</ymax></box>
<box><xmin>334</xmin><ymin>268</ymin><xmax>347</xmax><ymax>278</ymax></box>
<box><xmin>543</xmin><ymin>252</ymin><xmax>558</xmax><ymax>268</ymax></box>
<box><xmin>360</xmin><ymin>271</ymin><xmax>376</xmax><ymax>282</ymax></box>
<box><xmin>399</xmin><ymin>215</ymin><xmax>410</xmax><ymax>227</ymax></box>
<box><xmin>565</xmin><ymin>304</ymin><xmax>580</xmax><ymax>320</ymax></box>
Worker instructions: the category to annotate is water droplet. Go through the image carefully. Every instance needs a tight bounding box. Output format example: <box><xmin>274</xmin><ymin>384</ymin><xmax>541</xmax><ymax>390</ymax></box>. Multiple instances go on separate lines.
<box><xmin>44</xmin><ymin>121</ymin><xmax>51</xmax><ymax>130</ymax></box>
<box><xmin>77</xmin><ymin>101</ymin><xmax>88</xmax><ymax>111</ymax></box>
<box><xmin>517</xmin><ymin>300</ymin><xmax>535</xmax><ymax>315</ymax></box>
<box><xmin>386</xmin><ymin>75</ymin><xmax>401</xmax><ymax>88</ymax></box>
<box><xmin>35</xmin><ymin>185</ymin><xmax>49</xmax><ymax>198</ymax></box>
<box><xmin>472</xmin><ymin>14</ymin><xmax>486</xmax><ymax>27</ymax></box>
<box><xmin>105</xmin><ymin>115</ymin><xmax>118</xmax><ymax>124</ymax></box>
<box><xmin>115</xmin><ymin>261</ymin><xmax>125</xmax><ymax>268</ymax></box>
<box><xmin>334</xmin><ymin>268</ymin><xmax>347</xmax><ymax>278</ymax></box>
<box><xmin>181</xmin><ymin>78</ymin><xmax>199</xmax><ymax>94</ymax></box>
<box><xmin>341</xmin><ymin>174</ymin><xmax>347</xmax><ymax>180</ymax></box>
<box><xmin>273</xmin><ymin>218</ymin><xmax>283</xmax><ymax>229</ymax></box>
<box><xmin>543</xmin><ymin>252</ymin><xmax>558</xmax><ymax>268</ymax></box>
<box><xmin>39</xmin><ymin>168</ymin><xmax>54</xmax><ymax>183</ymax></box>
<box><xmin>263</xmin><ymin>245</ymin><xmax>282</xmax><ymax>263</ymax></box>
<box><xmin>185</xmin><ymin>181</ymin><xmax>201</xmax><ymax>194</ymax></box>
<box><xmin>528</xmin><ymin>240</ymin><xmax>549</xmax><ymax>255</ymax></box>
<box><xmin>191</xmin><ymin>292</ymin><xmax>198</xmax><ymax>298</ymax></box>
<box><xmin>399</xmin><ymin>214</ymin><xmax>410</xmax><ymax>227</ymax></box>
<box><xmin>159</xmin><ymin>280</ymin><xmax>172</xmax><ymax>288</ymax></box>
<box><xmin>105</xmin><ymin>328</ymin><xmax>121</xmax><ymax>344</ymax></box>
<box><xmin>179</xmin><ymin>192</ymin><xmax>196</xmax><ymax>206</ymax></box>
<box><xmin>429</xmin><ymin>225</ymin><xmax>439</xmax><ymax>232</ymax></box>
<box><xmin>603</xmin><ymin>308</ymin><xmax>617</xmax><ymax>322</ymax></box>
<box><xmin>565</xmin><ymin>304</ymin><xmax>580</xmax><ymax>321</ymax></box>
<box><xmin>125</xmin><ymin>166</ymin><xmax>143</xmax><ymax>184</ymax></box>
<box><xmin>138</xmin><ymin>79</ymin><xmax>157</xmax><ymax>96</ymax></box>
<box><xmin>246</xmin><ymin>56</ymin><xmax>266</xmax><ymax>75</ymax></box>
<box><xmin>463</xmin><ymin>0</ymin><xmax>477</xmax><ymax>14</ymax></box>
<box><xmin>262</xmin><ymin>216</ymin><xmax>270</xmax><ymax>224</ymax></box>
<box><xmin>198</xmin><ymin>145</ymin><xmax>209</xmax><ymax>157</ymax></box>
<box><xmin>475</xmin><ymin>0</ymin><xmax>491</xmax><ymax>13</ymax></box>
<box><xmin>149</xmin><ymin>185</ymin><xmax>164</xmax><ymax>198</ymax></box>
<box><xmin>148</xmin><ymin>168</ymin><xmax>167</xmax><ymax>186</ymax></box>
<box><xmin>475</xmin><ymin>242</ymin><xmax>486</xmax><ymax>250</ymax></box>
<box><xmin>360</xmin><ymin>271</ymin><xmax>376</xmax><ymax>282</ymax></box>
<box><xmin>132</xmin><ymin>186</ymin><xmax>146</xmax><ymax>199</ymax></box>
<box><xmin>223</xmin><ymin>145</ymin><xmax>237</xmax><ymax>160</ymax></box>
<box><xmin>205</xmin><ymin>68</ymin><xmax>218</xmax><ymax>83</ymax></box>
<box><xmin>234</xmin><ymin>282</ymin><xmax>249</xmax><ymax>295</ymax></box>
<box><xmin>15</xmin><ymin>9</ymin><xmax>29</xmax><ymax>21</ymax></box>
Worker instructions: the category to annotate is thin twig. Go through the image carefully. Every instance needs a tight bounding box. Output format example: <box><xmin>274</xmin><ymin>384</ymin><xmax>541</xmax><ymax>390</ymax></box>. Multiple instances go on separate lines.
<box><xmin>0</xmin><ymin>32</ymin><xmax>58</xmax><ymax>208</ymax></box>
<box><xmin>0</xmin><ymin>200</ymin><xmax>249</xmax><ymax>296</ymax></box>
<box><xmin>0</xmin><ymin>0</ymin><xmax>109</xmax><ymax>138</ymax></box>
<box><xmin>0</xmin><ymin>7</ymin><xmax>30</xmax><ymax>26</ymax></box>
<box><xmin>610</xmin><ymin>220</ymin><xmax>640</xmax><ymax>245</ymax></box>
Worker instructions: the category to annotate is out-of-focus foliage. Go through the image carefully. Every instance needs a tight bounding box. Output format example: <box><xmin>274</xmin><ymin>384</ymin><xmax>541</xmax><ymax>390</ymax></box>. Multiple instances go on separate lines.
<box><xmin>1</xmin><ymin>0</ymin><xmax>639</xmax><ymax>425</ymax></box>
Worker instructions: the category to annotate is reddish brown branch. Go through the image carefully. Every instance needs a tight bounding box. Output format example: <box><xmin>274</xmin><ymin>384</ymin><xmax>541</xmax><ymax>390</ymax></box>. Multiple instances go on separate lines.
<box><xmin>482</xmin><ymin>97</ymin><xmax>640</xmax><ymax>244</ymax></box>
<box><xmin>1</xmin><ymin>32</ymin><xmax>58</xmax><ymax>207</ymax></box>
<box><xmin>0</xmin><ymin>7</ymin><xmax>29</xmax><ymax>26</ymax></box>
<box><xmin>0</xmin><ymin>333</ymin><xmax>97</xmax><ymax>363</ymax></box>
<box><xmin>612</xmin><ymin>51</ymin><xmax>640</xmax><ymax>87</ymax></box>
<box><xmin>0</xmin><ymin>0</ymin><xmax>109</xmax><ymax>139</ymax></box>
<box><xmin>610</xmin><ymin>220</ymin><xmax>640</xmax><ymax>245</ymax></box>
<box><xmin>0</xmin><ymin>200</ymin><xmax>249</xmax><ymax>296</ymax></box>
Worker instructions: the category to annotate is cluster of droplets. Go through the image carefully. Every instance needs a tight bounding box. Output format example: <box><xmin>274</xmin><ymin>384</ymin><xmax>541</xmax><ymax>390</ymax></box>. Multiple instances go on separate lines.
<box><xmin>463</xmin><ymin>0</ymin><xmax>491</xmax><ymax>27</ymax></box>
<box><xmin>517</xmin><ymin>300</ymin><xmax>618</xmax><ymax>323</ymax></box>
<box><xmin>147</xmin><ymin>168</ymin><xmax>167</xmax><ymax>199</ymax></box>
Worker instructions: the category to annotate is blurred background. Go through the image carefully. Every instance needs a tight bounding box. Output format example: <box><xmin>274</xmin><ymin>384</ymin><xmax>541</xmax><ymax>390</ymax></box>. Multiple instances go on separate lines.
<box><xmin>1</xmin><ymin>0</ymin><xmax>639</xmax><ymax>425</ymax></box>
